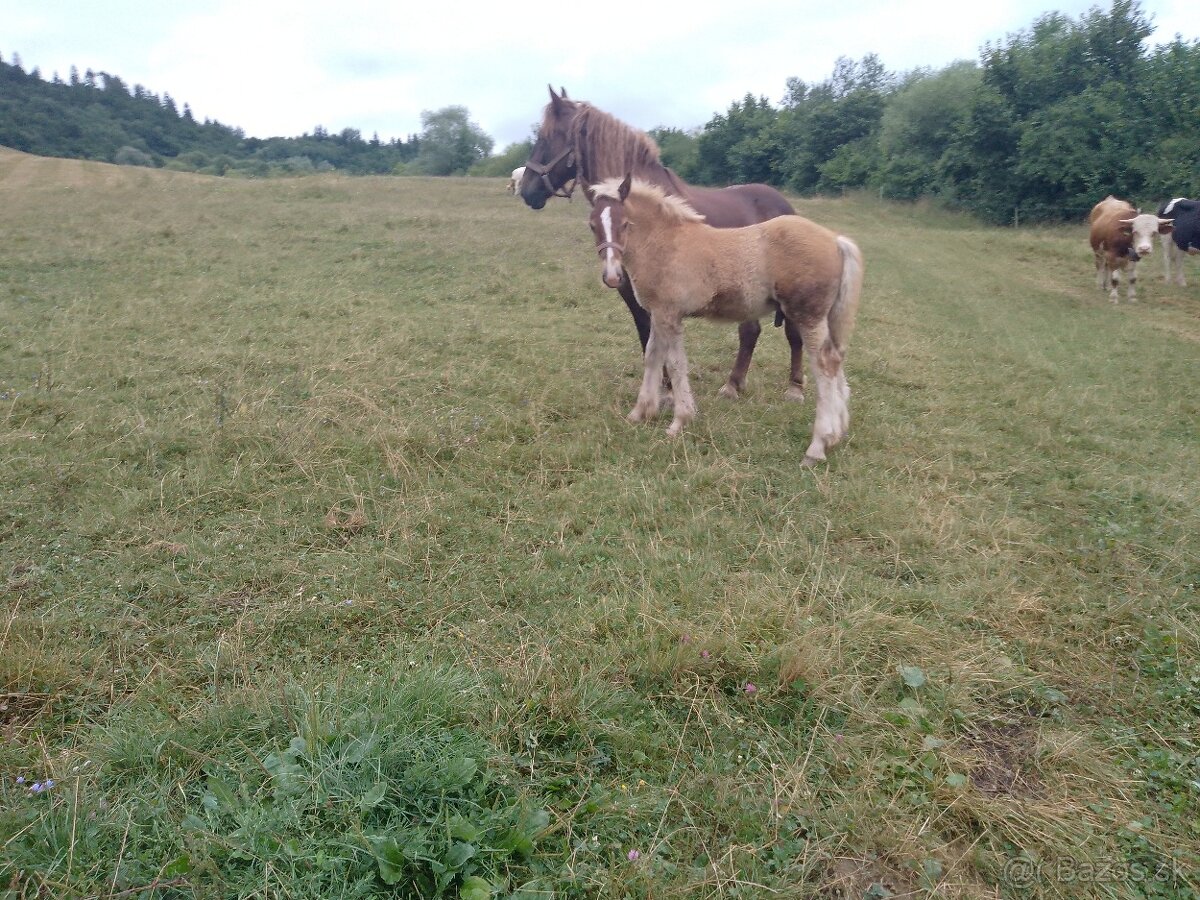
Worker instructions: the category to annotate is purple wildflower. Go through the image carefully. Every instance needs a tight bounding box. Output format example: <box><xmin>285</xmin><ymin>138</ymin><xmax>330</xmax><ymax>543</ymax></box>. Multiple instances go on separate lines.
<box><xmin>744</xmin><ymin>683</ymin><xmax>758</xmax><ymax>694</ymax></box>
<box><xmin>44</xmin><ymin>779</ymin><xmax>54</xmax><ymax>789</ymax></box>
<box><xmin>30</xmin><ymin>783</ymin><xmax>42</xmax><ymax>793</ymax></box>
<box><xmin>627</xmin><ymin>849</ymin><xmax>641</xmax><ymax>862</ymax></box>
<box><xmin>15</xmin><ymin>776</ymin><xmax>24</xmax><ymax>785</ymax></box>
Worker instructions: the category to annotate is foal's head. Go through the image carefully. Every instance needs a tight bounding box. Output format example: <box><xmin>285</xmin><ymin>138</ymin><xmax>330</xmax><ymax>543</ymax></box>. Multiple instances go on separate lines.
<box><xmin>519</xmin><ymin>86</ymin><xmax>578</xmax><ymax>210</ymax></box>
<box><xmin>586</xmin><ymin>174</ymin><xmax>633</xmax><ymax>289</ymax></box>
<box><xmin>587</xmin><ymin>174</ymin><xmax>705</xmax><ymax>288</ymax></box>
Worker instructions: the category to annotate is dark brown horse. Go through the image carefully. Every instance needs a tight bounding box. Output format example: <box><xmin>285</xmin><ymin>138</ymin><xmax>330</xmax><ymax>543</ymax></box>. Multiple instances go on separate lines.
<box><xmin>519</xmin><ymin>87</ymin><xmax>805</xmax><ymax>401</ymax></box>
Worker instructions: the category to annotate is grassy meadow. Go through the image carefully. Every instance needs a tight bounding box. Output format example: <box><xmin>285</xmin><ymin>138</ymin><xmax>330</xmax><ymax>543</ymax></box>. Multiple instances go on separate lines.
<box><xmin>1</xmin><ymin>147</ymin><xmax>1198</xmax><ymax>898</ymax></box>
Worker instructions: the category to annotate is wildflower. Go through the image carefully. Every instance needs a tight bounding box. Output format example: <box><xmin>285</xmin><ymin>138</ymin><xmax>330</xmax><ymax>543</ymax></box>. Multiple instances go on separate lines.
<box><xmin>700</xmin><ymin>650</ymin><xmax>710</xmax><ymax>659</ymax></box>
<box><xmin>627</xmin><ymin>849</ymin><xmax>641</xmax><ymax>862</ymax></box>
<box><xmin>30</xmin><ymin>783</ymin><xmax>42</xmax><ymax>793</ymax></box>
<box><xmin>744</xmin><ymin>682</ymin><xmax>758</xmax><ymax>694</ymax></box>
<box><xmin>15</xmin><ymin>776</ymin><xmax>24</xmax><ymax>785</ymax></box>
<box><xmin>44</xmin><ymin>779</ymin><xmax>54</xmax><ymax>789</ymax></box>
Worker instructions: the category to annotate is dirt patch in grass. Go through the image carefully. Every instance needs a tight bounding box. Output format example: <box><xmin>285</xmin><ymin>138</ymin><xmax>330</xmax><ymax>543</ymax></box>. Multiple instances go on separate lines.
<box><xmin>824</xmin><ymin>855</ymin><xmax>921</xmax><ymax>898</ymax></box>
<box><xmin>963</xmin><ymin>721</ymin><xmax>1044</xmax><ymax>799</ymax></box>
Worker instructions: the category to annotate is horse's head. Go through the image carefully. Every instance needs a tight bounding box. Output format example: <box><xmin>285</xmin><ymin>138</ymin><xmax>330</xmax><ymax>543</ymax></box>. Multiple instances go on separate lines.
<box><xmin>586</xmin><ymin>173</ymin><xmax>632</xmax><ymax>289</ymax></box>
<box><xmin>519</xmin><ymin>86</ymin><xmax>578</xmax><ymax>210</ymax></box>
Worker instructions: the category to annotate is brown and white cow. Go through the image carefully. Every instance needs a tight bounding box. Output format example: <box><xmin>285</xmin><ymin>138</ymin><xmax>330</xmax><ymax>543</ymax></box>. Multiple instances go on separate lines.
<box><xmin>1088</xmin><ymin>195</ymin><xmax>1173</xmax><ymax>303</ymax></box>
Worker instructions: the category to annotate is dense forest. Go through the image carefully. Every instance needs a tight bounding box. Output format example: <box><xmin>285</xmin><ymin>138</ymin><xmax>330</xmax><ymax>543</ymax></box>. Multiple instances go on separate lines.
<box><xmin>1</xmin><ymin>0</ymin><xmax>1196</xmax><ymax>222</ymax></box>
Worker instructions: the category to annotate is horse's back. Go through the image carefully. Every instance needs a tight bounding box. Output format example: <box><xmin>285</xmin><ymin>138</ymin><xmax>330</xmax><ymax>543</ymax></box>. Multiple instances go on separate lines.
<box><xmin>682</xmin><ymin>181</ymin><xmax>794</xmax><ymax>227</ymax></box>
<box><xmin>760</xmin><ymin>215</ymin><xmax>844</xmax><ymax>282</ymax></box>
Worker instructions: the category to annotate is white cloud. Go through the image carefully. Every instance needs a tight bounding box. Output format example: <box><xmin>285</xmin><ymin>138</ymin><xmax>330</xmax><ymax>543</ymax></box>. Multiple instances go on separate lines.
<box><xmin>2</xmin><ymin>0</ymin><xmax>1196</xmax><ymax>147</ymax></box>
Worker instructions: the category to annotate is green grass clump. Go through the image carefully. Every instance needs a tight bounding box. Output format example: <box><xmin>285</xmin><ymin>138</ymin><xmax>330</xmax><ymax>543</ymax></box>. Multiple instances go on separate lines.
<box><xmin>3</xmin><ymin>671</ymin><xmax>552</xmax><ymax>897</ymax></box>
<box><xmin>1</xmin><ymin>150</ymin><xmax>1198</xmax><ymax>897</ymax></box>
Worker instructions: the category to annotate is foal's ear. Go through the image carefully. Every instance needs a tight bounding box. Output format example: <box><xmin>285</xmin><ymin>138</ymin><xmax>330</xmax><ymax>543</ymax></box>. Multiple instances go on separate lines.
<box><xmin>618</xmin><ymin>172</ymin><xmax>632</xmax><ymax>201</ymax></box>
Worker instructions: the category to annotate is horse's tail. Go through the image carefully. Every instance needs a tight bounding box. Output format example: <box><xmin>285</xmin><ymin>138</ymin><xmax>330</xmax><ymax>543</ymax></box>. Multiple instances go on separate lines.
<box><xmin>825</xmin><ymin>235</ymin><xmax>863</xmax><ymax>365</ymax></box>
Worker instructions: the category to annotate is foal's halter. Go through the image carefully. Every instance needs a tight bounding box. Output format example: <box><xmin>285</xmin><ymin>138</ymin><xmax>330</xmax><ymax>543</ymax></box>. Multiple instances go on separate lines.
<box><xmin>524</xmin><ymin>145</ymin><xmax>577</xmax><ymax>200</ymax></box>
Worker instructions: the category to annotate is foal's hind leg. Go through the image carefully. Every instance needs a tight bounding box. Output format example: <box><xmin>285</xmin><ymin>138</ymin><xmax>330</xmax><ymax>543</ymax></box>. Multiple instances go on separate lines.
<box><xmin>783</xmin><ymin>318</ymin><xmax>806</xmax><ymax>402</ymax></box>
<box><xmin>799</xmin><ymin>320</ymin><xmax>848</xmax><ymax>466</ymax></box>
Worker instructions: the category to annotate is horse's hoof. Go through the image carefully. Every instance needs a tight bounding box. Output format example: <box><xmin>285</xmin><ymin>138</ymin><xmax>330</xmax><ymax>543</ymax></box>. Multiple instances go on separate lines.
<box><xmin>717</xmin><ymin>383</ymin><xmax>740</xmax><ymax>400</ymax></box>
<box><xmin>666</xmin><ymin>421</ymin><xmax>684</xmax><ymax>437</ymax></box>
<box><xmin>627</xmin><ymin>409</ymin><xmax>645</xmax><ymax>424</ymax></box>
<box><xmin>801</xmin><ymin>454</ymin><xmax>823</xmax><ymax>467</ymax></box>
<box><xmin>784</xmin><ymin>386</ymin><xmax>805</xmax><ymax>403</ymax></box>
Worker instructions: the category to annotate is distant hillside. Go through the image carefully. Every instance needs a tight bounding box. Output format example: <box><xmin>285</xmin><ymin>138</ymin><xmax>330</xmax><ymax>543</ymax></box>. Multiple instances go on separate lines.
<box><xmin>0</xmin><ymin>54</ymin><xmax>422</xmax><ymax>176</ymax></box>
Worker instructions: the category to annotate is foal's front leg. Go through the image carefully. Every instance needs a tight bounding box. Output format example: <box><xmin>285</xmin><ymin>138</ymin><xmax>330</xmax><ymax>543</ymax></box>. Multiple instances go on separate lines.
<box><xmin>661</xmin><ymin>317</ymin><xmax>695</xmax><ymax>437</ymax></box>
<box><xmin>628</xmin><ymin>318</ymin><xmax>668</xmax><ymax>424</ymax></box>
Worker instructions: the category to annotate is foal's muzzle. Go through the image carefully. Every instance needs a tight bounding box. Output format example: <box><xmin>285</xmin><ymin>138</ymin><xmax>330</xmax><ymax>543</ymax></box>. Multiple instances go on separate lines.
<box><xmin>596</xmin><ymin>240</ymin><xmax>624</xmax><ymax>289</ymax></box>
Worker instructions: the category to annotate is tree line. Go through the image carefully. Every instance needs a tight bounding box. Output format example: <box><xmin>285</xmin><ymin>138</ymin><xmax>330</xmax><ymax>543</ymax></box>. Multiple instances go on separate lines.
<box><xmin>0</xmin><ymin>54</ymin><xmax>444</xmax><ymax>177</ymax></box>
<box><xmin>653</xmin><ymin>0</ymin><xmax>1199</xmax><ymax>223</ymax></box>
<box><xmin>1</xmin><ymin>1</ymin><xmax>1195</xmax><ymax>222</ymax></box>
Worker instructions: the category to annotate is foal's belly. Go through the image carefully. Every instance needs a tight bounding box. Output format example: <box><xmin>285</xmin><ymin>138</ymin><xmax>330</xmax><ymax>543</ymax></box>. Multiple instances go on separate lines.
<box><xmin>689</xmin><ymin>287</ymin><xmax>774</xmax><ymax>323</ymax></box>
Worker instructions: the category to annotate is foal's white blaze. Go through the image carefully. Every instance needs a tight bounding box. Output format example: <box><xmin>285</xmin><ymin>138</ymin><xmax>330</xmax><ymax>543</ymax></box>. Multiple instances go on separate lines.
<box><xmin>600</xmin><ymin>206</ymin><xmax>622</xmax><ymax>288</ymax></box>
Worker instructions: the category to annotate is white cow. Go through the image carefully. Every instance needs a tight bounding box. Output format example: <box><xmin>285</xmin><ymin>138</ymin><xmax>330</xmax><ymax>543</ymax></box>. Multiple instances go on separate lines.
<box><xmin>507</xmin><ymin>166</ymin><xmax>526</xmax><ymax>196</ymax></box>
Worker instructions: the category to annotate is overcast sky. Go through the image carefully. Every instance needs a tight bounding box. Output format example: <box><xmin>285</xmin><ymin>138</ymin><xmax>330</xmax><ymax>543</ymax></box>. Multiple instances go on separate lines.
<box><xmin>3</xmin><ymin>1</ymin><xmax>1196</xmax><ymax>149</ymax></box>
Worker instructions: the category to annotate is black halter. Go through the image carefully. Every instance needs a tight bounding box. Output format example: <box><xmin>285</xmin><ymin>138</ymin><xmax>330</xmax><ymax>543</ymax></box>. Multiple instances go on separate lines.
<box><xmin>524</xmin><ymin>145</ymin><xmax>577</xmax><ymax>200</ymax></box>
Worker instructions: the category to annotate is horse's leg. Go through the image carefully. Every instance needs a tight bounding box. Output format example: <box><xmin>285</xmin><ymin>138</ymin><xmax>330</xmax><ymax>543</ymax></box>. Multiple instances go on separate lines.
<box><xmin>629</xmin><ymin>315</ymin><xmax>667</xmax><ymax>424</ymax></box>
<box><xmin>783</xmin><ymin>317</ymin><xmax>806</xmax><ymax>402</ymax></box>
<box><xmin>661</xmin><ymin>319</ymin><xmax>695</xmax><ymax>437</ymax></box>
<box><xmin>619</xmin><ymin>275</ymin><xmax>672</xmax><ymax>402</ymax></box>
<box><xmin>798</xmin><ymin>319</ymin><xmax>847</xmax><ymax>466</ymax></box>
<box><xmin>718</xmin><ymin>320</ymin><xmax>760</xmax><ymax>400</ymax></box>
<box><xmin>617</xmin><ymin>276</ymin><xmax>651</xmax><ymax>351</ymax></box>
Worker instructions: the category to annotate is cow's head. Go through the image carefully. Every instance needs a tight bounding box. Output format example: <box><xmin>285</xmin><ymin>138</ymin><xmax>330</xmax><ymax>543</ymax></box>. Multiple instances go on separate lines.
<box><xmin>1120</xmin><ymin>213</ymin><xmax>1173</xmax><ymax>257</ymax></box>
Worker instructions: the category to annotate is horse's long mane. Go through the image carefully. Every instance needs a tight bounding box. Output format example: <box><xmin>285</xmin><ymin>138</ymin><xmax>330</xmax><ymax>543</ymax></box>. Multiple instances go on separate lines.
<box><xmin>591</xmin><ymin>177</ymin><xmax>705</xmax><ymax>225</ymax></box>
<box><xmin>562</xmin><ymin>102</ymin><xmax>662</xmax><ymax>184</ymax></box>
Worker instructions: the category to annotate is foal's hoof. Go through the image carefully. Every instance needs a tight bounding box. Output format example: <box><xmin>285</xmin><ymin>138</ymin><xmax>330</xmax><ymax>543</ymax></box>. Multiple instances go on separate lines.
<box><xmin>785</xmin><ymin>385</ymin><xmax>805</xmax><ymax>403</ymax></box>
<box><xmin>666</xmin><ymin>420</ymin><xmax>684</xmax><ymax>438</ymax></box>
<box><xmin>801</xmin><ymin>453</ymin><xmax>824</xmax><ymax>468</ymax></box>
<box><xmin>717</xmin><ymin>383</ymin><xmax>740</xmax><ymax>400</ymax></box>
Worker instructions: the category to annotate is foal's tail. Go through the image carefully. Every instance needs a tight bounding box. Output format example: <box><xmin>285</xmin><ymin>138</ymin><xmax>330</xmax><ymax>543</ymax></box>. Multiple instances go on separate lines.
<box><xmin>825</xmin><ymin>235</ymin><xmax>863</xmax><ymax>363</ymax></box>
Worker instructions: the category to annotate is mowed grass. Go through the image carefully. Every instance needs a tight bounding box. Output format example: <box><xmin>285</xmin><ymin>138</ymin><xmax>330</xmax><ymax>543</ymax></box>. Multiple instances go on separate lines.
<box><xmin>1</xmin><ymin>146</ymin><xmax>1198</xmax><ymax>898</ymax></box>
